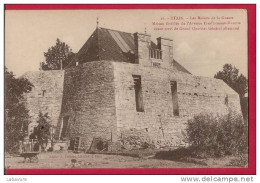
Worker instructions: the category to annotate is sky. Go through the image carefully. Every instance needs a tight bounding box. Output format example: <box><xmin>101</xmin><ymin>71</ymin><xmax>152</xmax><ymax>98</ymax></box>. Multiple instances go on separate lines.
<box><xmin>5</xmin><ymin>9</ymin><xmax>248</xmax><ymax>78</ymax></box>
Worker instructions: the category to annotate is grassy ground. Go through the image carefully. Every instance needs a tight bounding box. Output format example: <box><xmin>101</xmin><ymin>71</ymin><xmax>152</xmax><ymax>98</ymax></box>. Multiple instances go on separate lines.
<box><xmin>5</xmin><ymin>149</ymin><xmax>245</xmax><ymax>169</ymax></box>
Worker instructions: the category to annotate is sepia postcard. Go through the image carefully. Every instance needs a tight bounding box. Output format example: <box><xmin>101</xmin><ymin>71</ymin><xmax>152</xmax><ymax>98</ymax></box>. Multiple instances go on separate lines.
<box><xmin>4</xmin><ymin>4</ymin><xmax>255</xmax><ymax>175</ymax></box>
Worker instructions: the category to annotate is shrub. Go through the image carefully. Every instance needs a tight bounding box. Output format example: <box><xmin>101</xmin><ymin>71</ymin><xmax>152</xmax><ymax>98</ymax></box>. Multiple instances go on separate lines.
<box><xmin>187</xmin><ymin>112</ymin><xmax>248</xmax><ymax>157</ymax></box>
<box><xmin>240</xmin><ymin>97</ymin><xmax>248</xmax><ymax>121</ymax></box>
<box><xmin>228</xmin><ymin>154</ymin><xmax>248</xmax><ymax>167</ymax></box>
<box><xmin>30</xmin><ymin>112</ymin><xmax>51</xmax><ymax>151</ymax></box>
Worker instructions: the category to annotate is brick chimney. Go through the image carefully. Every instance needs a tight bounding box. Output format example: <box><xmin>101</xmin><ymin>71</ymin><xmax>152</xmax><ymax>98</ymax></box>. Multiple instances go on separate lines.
<box><xmin>134</xmin><ymin>32</ymin><xmax>151</xmax><ymax>66</ymax></box>
<box><xmin>157</xmin><ymin>37</ymin><xmax>173</xmax><ymax>68</ymax></box>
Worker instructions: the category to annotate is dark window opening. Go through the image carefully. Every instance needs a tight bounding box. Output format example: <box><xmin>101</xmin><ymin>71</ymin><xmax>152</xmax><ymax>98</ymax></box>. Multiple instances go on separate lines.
<box><xmin>170</xmin><ymin>81</ymin><xmax>179</xmax><ymax>116</ymax></box>
<box><xmin>133</xmin><ymin>75</ymin><xmax>144</xmax><ymax>112</ymax></box>
<box><xmin>42</xmin><ymin>90</ymin><xmax>46</xmax><ymax>96</ymax></box>
<box><xmin>150</xmin><ymin>49</ymin><xmax>162</xmax><ymax>59</ymax></box>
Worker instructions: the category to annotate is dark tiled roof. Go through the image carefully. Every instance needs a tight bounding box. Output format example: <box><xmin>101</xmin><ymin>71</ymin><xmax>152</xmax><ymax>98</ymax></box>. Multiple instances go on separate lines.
<box><xmin>67</xmin><ymin>27</ymin><xmax>137</xmax><ymax>67</ymax></box>
<box><xmin>67</xmin><ymin>27</ymin><xmax>191</xmax><ymax>74</ymax></box>
<box><xmin>72</xmin><ymin>28</ymin><xmax>99</xmax><ymax>64</ymax></box>
<box><xmin>98</xmin><ymin>28</ymin><xmax>136</xmax><ymax>63</ymax></box>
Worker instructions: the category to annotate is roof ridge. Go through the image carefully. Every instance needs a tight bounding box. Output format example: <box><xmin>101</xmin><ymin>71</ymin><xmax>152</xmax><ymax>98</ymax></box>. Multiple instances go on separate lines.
<box><xmin>99</xmin><ymin>27</ymin><xmax>133</xmax><ymax>35</ymax></box>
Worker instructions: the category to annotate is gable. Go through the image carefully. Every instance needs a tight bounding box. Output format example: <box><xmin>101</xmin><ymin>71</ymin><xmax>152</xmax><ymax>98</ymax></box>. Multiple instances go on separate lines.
<box><xmin>67</xmin><ymin>27</ymin><xmax>191</xmax><ymax>75</ymax></box>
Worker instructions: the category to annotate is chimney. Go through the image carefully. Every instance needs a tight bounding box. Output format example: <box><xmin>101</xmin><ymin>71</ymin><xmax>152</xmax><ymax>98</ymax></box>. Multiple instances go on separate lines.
<box><xmin>157</xmin><ymin>37</ymin><xmax>173</xmax><ymax>68</ymax></box>
<box><xmin>134</xmin><ymin>32</ymin><xmax>151</xmax><ymax>66</ymax></box>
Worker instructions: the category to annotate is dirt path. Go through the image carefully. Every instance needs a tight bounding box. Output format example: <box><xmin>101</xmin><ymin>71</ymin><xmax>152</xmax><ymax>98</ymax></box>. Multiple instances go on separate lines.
<box><xmin>5</xmin><ymin>151</ymin><xmax>205</xmax><ymax>169</ymax></box>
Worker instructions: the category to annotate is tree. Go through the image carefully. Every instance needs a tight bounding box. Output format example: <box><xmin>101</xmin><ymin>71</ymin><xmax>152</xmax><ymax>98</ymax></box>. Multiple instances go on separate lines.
<box><xmin>30</xmin><ymin>112</ymin><xmax>51</xmax><ymax>151</ymax></box>
<box><xmin>5</xmin><ymin>67</ymin><xmax>34</xmax><ymax>152</ymax></box>
<box><xmin>214</xmin><ymin>64</ymin><xmax>248</xmax><ymax>98</ymax></box>
<box><xmin>214</xmin><ymin>64</ymin><xmax>248</xmax><ymax>120</ymax></box>
<box><xmin>187</xmin><ymin>112</ymin><xmax>247</xmax><ymax>158</ymax></box>
<box><xmin>40</xmin><ymin>38</ymin><xmax>75</xmax><ymax>70</ymax></box>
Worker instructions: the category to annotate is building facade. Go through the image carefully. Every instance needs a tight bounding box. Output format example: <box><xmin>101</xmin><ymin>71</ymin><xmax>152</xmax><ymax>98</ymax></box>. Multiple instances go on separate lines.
<box><xmin>22</xmin><ymin>27</ymin><xmax>242</xmax><ymax>151</ymax></box>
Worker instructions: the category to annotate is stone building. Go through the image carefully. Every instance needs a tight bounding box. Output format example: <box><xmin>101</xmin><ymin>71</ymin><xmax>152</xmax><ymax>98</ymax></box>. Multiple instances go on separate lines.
<box><xmin>22</xmin><ymin>27</ymin><xmax>242</xmax><ymax>151</ymax></box>
<box><xmin>21</xmin><ymin>70</ymin><xmax>64</xmax><ymax>136</ymax></box>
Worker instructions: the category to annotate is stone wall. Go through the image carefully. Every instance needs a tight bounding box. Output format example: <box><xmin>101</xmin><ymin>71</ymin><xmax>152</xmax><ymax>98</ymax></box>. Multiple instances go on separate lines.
<box><xmin>58</xmin><ymin>61</ymin><xmax>117</xmax><ymax>150</ymax></box>
<box><xmin>21</xmin><ymin>70</ymin><xmax>64</xmax><ymax>135</ymax></box>
<box><xmin>134</xmin><ymin>33</ymin><xmax>151</xmax><ymax>66</ymax></box>
<box><xmin>21</xmin><ymin>61</ymin><xmax>242</xmax><ymax>150</ymax></box>
<box><xmin>113</xmin><ymin>61</ymin><xmax>242</xmax><ymax>148</ymax></box>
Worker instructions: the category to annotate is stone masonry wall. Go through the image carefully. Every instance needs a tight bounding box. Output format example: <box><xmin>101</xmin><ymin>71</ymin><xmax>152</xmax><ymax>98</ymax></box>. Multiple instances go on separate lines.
<box><xmin>113</xmin><ymin>61</ymin><xmax>242</xmax><ymax>148</ymax></box>
<box><xmin>22</xmin><ymin>61</ymin><xmax>241</xmax><ymax>150</ymax></box>
<box><xmin>21</xmin><ymin>70</ymin><xmax>64</xmax><ymax>135</ymax></box>
<box><xmin>58</xmin><ymin>61</ymin><xmax>117</xmax><ymax>150</ymax></box>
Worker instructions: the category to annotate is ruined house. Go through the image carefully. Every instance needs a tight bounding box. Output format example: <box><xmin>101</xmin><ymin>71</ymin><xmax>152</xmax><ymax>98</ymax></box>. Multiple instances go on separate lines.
<box><xmin>22</xmin><ymin>27</ymin><xmax>242</xmax><ymax>151</ymax></box>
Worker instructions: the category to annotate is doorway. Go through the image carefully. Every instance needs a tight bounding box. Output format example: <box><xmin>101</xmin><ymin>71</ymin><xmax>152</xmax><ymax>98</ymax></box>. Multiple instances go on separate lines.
<box><xmin>60</xmin><ymin>116</ymin><xmax>69</xmax><ymax>139</ymax></box>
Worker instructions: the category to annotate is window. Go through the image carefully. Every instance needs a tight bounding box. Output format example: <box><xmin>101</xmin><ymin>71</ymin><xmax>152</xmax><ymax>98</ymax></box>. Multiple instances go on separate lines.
<box><xmin>150</xmin><ymin>49</ymin><xmax>162</xmax><ymax>59</ymax></box>
<box><xmin>170</xmin><ymin>81</ymin><xmax>179</xmax><ymax>116</ymax></box>
<box><xmin>133</xmin><ymin>75</ymin><xmax>144</xmax><ymax>112</ymax></box>
<box><xmin>42</xmin><ymin>90</ymin><xmax>46</xmax><ymax>96</ymax></box>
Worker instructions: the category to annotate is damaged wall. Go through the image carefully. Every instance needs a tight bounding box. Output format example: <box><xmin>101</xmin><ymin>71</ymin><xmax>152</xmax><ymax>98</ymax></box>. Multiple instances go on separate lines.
<box><xmin>21</xmin><ymin>70</ymin><xmax>64</xmax><ymax>135</ymax></box>
<box><xmin>21</xmin><ymin>62</ymin><xmax>242</xmax><ymax>151</ymax></box>
<box><xmin>113</xmin><ymin>61</ymin><xmax>242</xmax><ymax>148</ymax></box>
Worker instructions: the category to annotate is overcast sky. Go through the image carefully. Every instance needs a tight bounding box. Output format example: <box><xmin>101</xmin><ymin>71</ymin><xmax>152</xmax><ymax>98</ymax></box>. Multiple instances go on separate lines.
<box><xmin>5</xmin><ymin>9</ymin><xmax>248</xmax><ymax>77</ymax></box>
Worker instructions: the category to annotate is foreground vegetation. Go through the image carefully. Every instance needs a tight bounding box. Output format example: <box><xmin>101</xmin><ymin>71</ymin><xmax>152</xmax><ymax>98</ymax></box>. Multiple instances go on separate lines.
<box><xmin>155</xmin><ymin>112</ymin><xmax>248</xmax><ymax>167</ymax></box>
